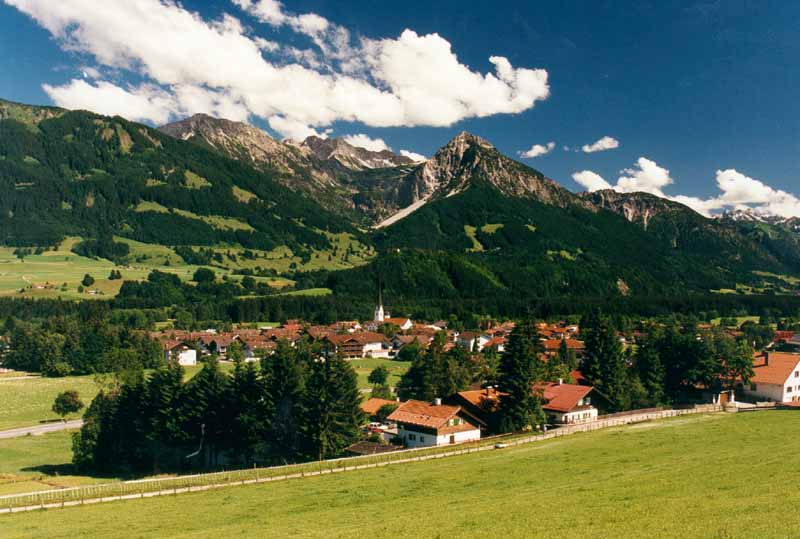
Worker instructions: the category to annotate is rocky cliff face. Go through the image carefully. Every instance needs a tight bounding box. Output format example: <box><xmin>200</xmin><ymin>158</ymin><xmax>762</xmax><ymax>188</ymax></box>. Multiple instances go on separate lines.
<box><xmin>580</xmin><ymin>190</ymin><xmax>695</xmax><ymax>229</ymax></box>
<box><xmin>297</xmin><ymin>136</ymin><xmax>414</xmax><ymax>170</ymax></box>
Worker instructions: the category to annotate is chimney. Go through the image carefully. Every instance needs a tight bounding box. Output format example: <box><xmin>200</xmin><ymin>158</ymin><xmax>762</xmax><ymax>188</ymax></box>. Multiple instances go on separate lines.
<box><xmin>433</xmin><ymin>397</ymin><xmax>442</xmax><ymax>406</ymax></box>
<box><xmin>558</xmin><ymin>378</ymin><xmax>563</xmax><ymax>386</ymax></box>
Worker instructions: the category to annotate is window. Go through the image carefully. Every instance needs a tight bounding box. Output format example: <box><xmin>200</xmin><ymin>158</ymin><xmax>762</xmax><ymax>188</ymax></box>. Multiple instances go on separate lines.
<box><xmin>795</xmin><ymin>372</ymin><xmax>799</xmax><ymax>378</ymax></box>
<box><xmin>787</xmin><ymin>387</ymin><xmax>793</xmax><ymax>394</ymax></box>
<box><xmin>420</xmin><ymin>436</ymin><xmax>425</xmax><ymax>443</ymax></box>
<box><xmin>407</xmin><ymin>433</ymin><xmax>416</xmax><ymax>441</ymax></box>
<box><xmin>751</xmin><ymin>384</ymin><xmax>757</xmax><ymax>391</ymax></box>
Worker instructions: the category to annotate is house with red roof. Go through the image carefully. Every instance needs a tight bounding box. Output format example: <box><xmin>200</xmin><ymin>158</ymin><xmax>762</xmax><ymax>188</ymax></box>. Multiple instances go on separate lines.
<box><xmin>325</xmin><ymin>332</ymin><xmax>390</xmax><ymax>359</ymax></box>
<box><xmin>162</xmin><ymin>340</ymin><xmax>197</xmax><ymax>366</ymax></box>
<box><xmin>534</xmin><ymin>381</ymin><xmax>597</xmax><ymax>424</ymax></box>
<box><xmin>741</xmin><ymin>352</ymin><xmax>800</xmax><ymax>403</ymax></box>
<box><xmin>387</xmin><ymin>399</ymin><xmax>481</xmax><ymax>448</ymax></box>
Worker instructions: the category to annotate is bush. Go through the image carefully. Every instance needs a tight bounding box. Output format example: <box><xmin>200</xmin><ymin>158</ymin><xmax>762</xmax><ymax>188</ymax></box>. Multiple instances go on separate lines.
<box><xmin>52</xmin><ymin>390</ymin><xmax>85</xmax><ymax>419</ymax></box>
<box><xmin>192</xmin><ymin>267</ymin><xmax>216</xmax><ymax>283</ymax></box>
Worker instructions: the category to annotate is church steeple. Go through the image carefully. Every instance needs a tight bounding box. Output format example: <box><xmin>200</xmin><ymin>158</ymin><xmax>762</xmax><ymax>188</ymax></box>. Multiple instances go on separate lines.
<box><xmin>374</xmin><ymin>282</ymin><xmax>385</xmax><ymax>322</ymax></box>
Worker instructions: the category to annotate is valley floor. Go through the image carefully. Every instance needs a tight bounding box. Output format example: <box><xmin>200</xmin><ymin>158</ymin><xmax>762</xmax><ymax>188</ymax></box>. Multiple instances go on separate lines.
<box><xmin>3</xmin><ymin>411</ymin><xmax>799</xmax><ymax>538</ymax></box>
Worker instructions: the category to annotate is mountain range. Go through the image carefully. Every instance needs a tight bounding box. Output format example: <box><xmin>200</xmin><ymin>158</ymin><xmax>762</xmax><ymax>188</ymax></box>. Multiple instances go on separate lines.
<box><xmin>2</xmin><ymin>97</ymin><xmax>799</xmax><ymax>304</ymax></box>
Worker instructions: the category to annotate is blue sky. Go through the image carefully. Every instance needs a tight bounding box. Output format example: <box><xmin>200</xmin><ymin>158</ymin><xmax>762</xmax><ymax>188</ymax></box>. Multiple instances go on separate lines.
<box><xmin>1</xmin><ymin>0</ymin><xmax>798</xmax><ymax>216</ymax></box>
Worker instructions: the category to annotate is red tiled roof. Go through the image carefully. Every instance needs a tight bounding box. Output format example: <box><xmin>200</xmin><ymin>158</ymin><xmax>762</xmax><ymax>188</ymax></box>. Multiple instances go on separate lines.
<box><xmin>387</xmin><ymin>399</ymin><xmax>460</xmax><ymax>429</ymax></box>
<box><xmin>751</xmin><ymin>352</ymin><xmax>800</xmax><ymax>386</ymax></box>
<box><xmin>456</xmin><ymin>388</ymin><xmax>505</xmax><ymax>413</ymax></box>
<box><xmin>543</xmin><ymin>339</ymin><xmax>585</xmax><ymax>351</ymax></box>
<box><xmin>533</xmin><ymin>382</ymin><xmax>593</xmax><ymax>413</ymax></box>
<box><xmin>360</xmin><ymin>398</ymin><xmax>399</xmax><ymax>415</ymax></box>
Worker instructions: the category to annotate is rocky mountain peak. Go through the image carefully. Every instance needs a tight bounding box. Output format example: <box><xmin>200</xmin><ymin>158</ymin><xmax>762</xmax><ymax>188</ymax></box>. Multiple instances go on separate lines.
<box><xmin>297</xmin><ymin>135</ymin><xmax>414</xmax><ymax>171</ymax></box>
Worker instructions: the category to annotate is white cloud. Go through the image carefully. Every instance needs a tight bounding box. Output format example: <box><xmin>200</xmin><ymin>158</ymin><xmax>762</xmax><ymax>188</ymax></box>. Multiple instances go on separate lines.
<box><xmin>6</xmin><ymin>0</ymin><xmax>551</xmax><ymax>137</ymax></box>
<box><xmin>42</xmin><ymin>79</ymin><xmax>177</xmax><ymax>124</ymax></box>
<box><xmin>616</xmin><ymin>157</ymin><xmax>673</xmax><ymax>196</ymax></box>
<box><xmin>582</xmin><ymin>136</ymin><xmax>619</xmax><ymax>153</ymax></box>
<box><xmin>267</xmin><ymin>115</ymin><xmax>329</xmax><ymax>141</ymax></box>
<box><xmin>342</xmin><ymin>133</ymin><xmax>391</xmax><ymax>152</ymax></box>
<box><xmin>572</xmin><ymin>160</ymin><xmax>800</xmax><ymax>219</ymax></box>
<box><xmin>519</xmin><ymin>141</ymin><xmax>555</xmax><ymax>159</ymax></box>
<box><xmin>400</xmin><ymin>150</ymin><xmax>427</xmax><ymax>162</ymax></box>
<box><xmin>572</xmin><ymin>170</ymin><xmax>612</xmax><ymax>192</ymax></box>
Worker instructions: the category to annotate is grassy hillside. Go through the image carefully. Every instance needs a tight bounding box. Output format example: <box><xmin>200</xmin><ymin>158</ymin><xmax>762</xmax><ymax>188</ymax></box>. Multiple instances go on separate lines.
<box><xmin>0</xmin><ymin>100</ymin><xmax>365</xmax><ymax>265</ymax></box>
<box><xmin>3</xmin><ymin>411</ymin><xmax>798</xmax><ymax>538</ymax></box>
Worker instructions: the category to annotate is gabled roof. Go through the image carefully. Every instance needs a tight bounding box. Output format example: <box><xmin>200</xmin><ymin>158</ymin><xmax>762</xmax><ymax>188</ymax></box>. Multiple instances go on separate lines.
<box><xmin>534</xmin><ymin>382</ymin><xmax>593</xmax><ymax>413</ymax></box>
<box><xmin>751</xmin><ymin>352</ymin><xmax>800</xmax><ymax>386</ymax></box>
<box><xmin>387</xmin><ymin>399</ymin><xmax>461</xmax><ymax>429</ymax></box>
<box><xmin>327</xmin><ymin>332</ymin><xmax>387</xmax><ymax>345</ymax></box>
<box><xmin>361</xmin><ymin>398</ymin><xmax>399</xmax><ymax>415</ymax></box>
<box><xmin>543</xmin><ymin>339</ymin><xmax>585</xmax><ymax>351</ymax></box>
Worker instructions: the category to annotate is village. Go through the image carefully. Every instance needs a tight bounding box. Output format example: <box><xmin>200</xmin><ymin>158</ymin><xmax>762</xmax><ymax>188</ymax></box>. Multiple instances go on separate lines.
<box><xmin>151</xmin><ymin>301</ymin><xmax>800</xmax><ymax>455</ymax></box>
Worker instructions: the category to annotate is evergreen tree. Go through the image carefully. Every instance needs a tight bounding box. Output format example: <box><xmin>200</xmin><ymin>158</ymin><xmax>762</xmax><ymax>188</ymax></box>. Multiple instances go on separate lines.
<box><xmin>300</xmin><ymin>347</ymin><xmax>363</xmax><ymax>461</ymax></box>
<box><xmin>584</xmin><ymin>313</ymin><xmax>630</xmax><ymax>412</ymax></box>
<box><xmin>145</xmin><ymin>361</ymin><xmax>185</xmax><ymax>472</ymax></box>
<box><xmin>228</xmin><ymin>359</ymin><xmax>266</xmax><ymax>466</ymax></box>
<box><xmin>635</xmin><ymin>341</ymin><xmax>666</xmax><ymax>406</ymax></box>
<box><xmin>497</xmin><ymin>319</ymin><xmax>545</xmax><ymax>433</ymax></box>
<box><xmin>261</xmin><ymin>340</ymin><xmax>306</xmax><ymax>462</ymax></box>
<box><xmin>181</xmin><ymin>357</ymin><xmax>230</xmax><ymax>467</ymax></box>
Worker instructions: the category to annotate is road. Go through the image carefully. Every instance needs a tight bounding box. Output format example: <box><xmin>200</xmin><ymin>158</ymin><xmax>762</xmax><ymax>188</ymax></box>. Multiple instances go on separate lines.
<box><xmin>0</xmin><ymin>419</ymin><xmax>84</xmax><ymax>440</ymax></box>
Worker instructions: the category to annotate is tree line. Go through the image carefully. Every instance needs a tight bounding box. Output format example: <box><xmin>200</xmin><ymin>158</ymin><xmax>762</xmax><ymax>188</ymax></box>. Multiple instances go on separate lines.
<box><xmin>72</xmin><ymin>340</ymin><xmax>363</xmax><ymax>474</ymax></box>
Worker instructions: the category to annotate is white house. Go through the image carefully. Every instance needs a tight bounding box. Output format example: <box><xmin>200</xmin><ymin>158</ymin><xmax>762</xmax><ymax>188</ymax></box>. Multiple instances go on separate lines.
<box><xmin>163</xmin><ymin>341</ymin><xmax>197</xmax><ymax>366</ymax></box>
<box><xmin>387</xmin><ymin>399</ymin><xmax>481</xmax><ymax>448</ymax></box>
<box><xmin>534</xmin><ymin>381</ymin><xmax>597</xmax><ymax>424</ymax></box>
<box><xmin>384</xmin><ymin>317</ymin><xmax>414</xmax><ymax>331</ymax></box>
<box><xmin>741</xmin><ymin>352</ymin><xmax>800</xmax><ymax>403</ymax></box>
<box><xmin>456</xmin><ymin>332</ymin><xmax>490</xmax><ymax>352</ymax></box>
<box><xmin>326</xmin><ymin>332</ymin><xmax>390</xmax><ymax>359</ymax></box>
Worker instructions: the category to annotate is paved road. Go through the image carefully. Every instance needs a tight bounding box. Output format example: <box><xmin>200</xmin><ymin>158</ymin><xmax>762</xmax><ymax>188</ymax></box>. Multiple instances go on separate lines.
<box><xmin>0</xmin><ymin>419</ymin><xmax>84</xmax><ymax>440</ymax></box>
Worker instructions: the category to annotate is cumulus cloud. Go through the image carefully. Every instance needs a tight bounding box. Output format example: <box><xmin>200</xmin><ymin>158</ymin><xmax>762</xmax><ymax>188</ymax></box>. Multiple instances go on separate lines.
<box><xmin>572</xmin><ymin>160</ymin><xmax>800</xmax><ymax>219</ymax></box>
<box><xmin>400</xmin><ymin>150</ymin><xmax>427</xmax><ymax>162</ymax></box>
<box><xmin>342</xmin><ymin>133</ymin><xmax>391</xmax><ymax>152</ymax></box>
<box><xmin>5</xmin><ymin>0</ymin><xmax>550</xmax><ymax>139</ymax></box>
<box><xmin>519</xmin><ymin>141</ymin><xmax>555</xmax><ymax>159</ymax></box>
<box><xmin>572</xmin><ymin>170</ymin><xmax>612</xmax><ymax>192</ymax></box>
<box><xmin>616</xmin><ymin>157</ymin><xmax>674</xmax><ymax>196</ymax></box>
<box><xmin>42</xmin><ymin>79</ymin><xmax>177</xmax><ymax>124</ymax></box>
<box><xmin>582</xmin><ymin>136</ymin><xmax>619</xmax><ymax>153</ymax></box>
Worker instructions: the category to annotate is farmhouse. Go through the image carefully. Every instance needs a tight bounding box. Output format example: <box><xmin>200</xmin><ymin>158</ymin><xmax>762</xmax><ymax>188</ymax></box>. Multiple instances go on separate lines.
<box><xmin>534</xmin><ymin>381</ymin><xmax>597</xmax><ymax>424</ymax></box>
<box><xmin>741</xmin><ymin>352</ymin><xmax>800</xmax><ymax>403</ymax></box>
<box><xmin>456</xmin><ymin>332</ymin><xmax>490</xmax><ymax>351</ymax></box>
<box><xmin>387</xmin><ymin>399</ymin><xmax>481</xmax><ymax>448</ymax></box>
<box><xmin>360</xmin><ymin>397</ymin><xmax>399</xmax><ymax>419</ymax></box>
<box><xmin>162</xmin><ymin>340</ymin><xmax>197</xmax><ymax>366</ymax></box>
<box><xmin>326</xmin><ymin>332</ymin><xmax>390</xmax><ymax>359</ymax></box>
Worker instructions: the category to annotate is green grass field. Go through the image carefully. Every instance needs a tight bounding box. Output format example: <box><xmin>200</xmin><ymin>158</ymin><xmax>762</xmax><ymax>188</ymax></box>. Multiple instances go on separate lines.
<box><xmin>0</xmin><ymin>430</ymin><xmax>113</xmax><ymax>496</ymax></box>
<box><xmin>2</xmin><ymin>411</ymin><xmax>798</xmax><ymax>538</ymax></box>
<box><xmin>349</xmin><ymin>357</ymin><xmax>410</xmax><ymax>389</ymax></box>
<box><xmin>0</xmin><ymin>375</ymin><xmax>100</xmax><ymax>430</ymax></box>
<box><xmin>0</xmin><ymin>232</ymin><xmax>371</xmax><ymax>299</ymax></box>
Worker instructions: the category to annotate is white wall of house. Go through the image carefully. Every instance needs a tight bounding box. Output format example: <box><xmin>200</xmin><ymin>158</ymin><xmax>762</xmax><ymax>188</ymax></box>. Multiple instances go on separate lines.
<box><xmin>741</xmin><ymin>382</ymin><xmax>785</xmax><ymax>402</ymax></box>
<box><xmin>175</xmin><ymin>348</ymin><xmax>197</xmax><ymax>366</ymax></box>
<box><xmin>549</xmin><ymin>407</ymin><xmax>597</xmax><ymax>424</ymax></box>
<box><xmin>363</xmin><ymin>342</ymin><xmax>390</xmax><ymax>358</ymax></box>
<box><xmin>398</xmin><ymin>425</ymin><xmax>480</xmax><ymax>448</ymax></box>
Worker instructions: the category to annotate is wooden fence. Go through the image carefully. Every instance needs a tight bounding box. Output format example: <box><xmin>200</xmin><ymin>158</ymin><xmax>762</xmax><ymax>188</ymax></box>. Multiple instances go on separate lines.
<box><xmin>0</xmin><ymin>405</ymin><xmax>721</xmax><ymax>514</ymax></box>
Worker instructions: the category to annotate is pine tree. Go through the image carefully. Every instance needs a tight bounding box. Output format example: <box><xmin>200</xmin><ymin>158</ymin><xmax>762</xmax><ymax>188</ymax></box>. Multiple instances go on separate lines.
<box><xmin>635</xmin><ymin>341</ymin><xmax>665</xmax><ymax>405</ymax></box>
<box><xmin>181</xmin><ymin>357</ymin><xmax>230</xmax><ymax>467</ymax></box>
<box><xmin>584</xmin><ymin>314</ymin><xmax>630</xmax><ymax>412</ymax></box>
<box><xmin>229</xmin><ymin>359</ymin><xmax>266</xmax><ymax>465</ymax></box>
<box><xmin>497</xmin><ymin>319</ymin><xmax>545</xmax><ymax>433</ymax></box>
<box><xmin>261</xmin><ymin>340</ymin><xmax>305</xmax><ymax>462</ymax></box>
<box><xmin>301</xmin><ymin>346</ymin><xmax>363</xmax><ymax>461</ymax></box>
<box><xmin>145</xmin><ymin>361</ymin><xmax>184</xmax><ymax>472</ymax></box>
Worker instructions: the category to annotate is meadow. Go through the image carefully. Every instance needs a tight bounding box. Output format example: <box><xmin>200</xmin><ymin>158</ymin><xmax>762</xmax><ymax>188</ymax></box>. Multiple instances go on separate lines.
<box><xmin>348</xmin><ymin>357</ymin><xmax>410</xmax><ymax>389</ymax></box>
<box><xmin>3</xmin><ymin>411</ymin><xmax>798</xmax><ymax>538</ymax></box>
<box><xmin>0</xmin><ymin>430</ymin><xmax>112</xmax><ymax>496</ymax></box>
<box><xmin>0</xmin><ymin>375</ymin><xmax>100</xmax><ymax>431</ymax></box>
